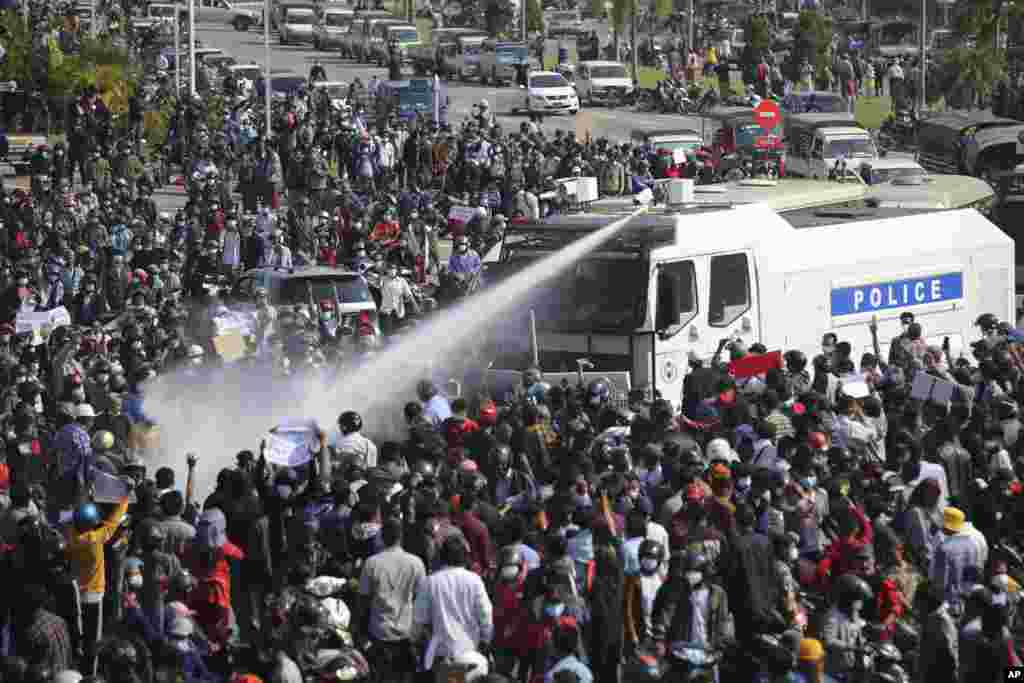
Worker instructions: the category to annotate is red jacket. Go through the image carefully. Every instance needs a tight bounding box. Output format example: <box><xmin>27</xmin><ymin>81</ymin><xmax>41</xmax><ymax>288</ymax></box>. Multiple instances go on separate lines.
<box><xmin>453</xmin><ymin>510</ymin><xmax>494</xmax><ymax>576</ymax></box>
<box><xmin>186</xmin><ymin>541</ymin><xmax>244</xmax><ymax>647</ymax></box>
<box><xmin>817</xmin><ymin>504</ymin><xmax>872</xmax><ymax>587</ymax></box>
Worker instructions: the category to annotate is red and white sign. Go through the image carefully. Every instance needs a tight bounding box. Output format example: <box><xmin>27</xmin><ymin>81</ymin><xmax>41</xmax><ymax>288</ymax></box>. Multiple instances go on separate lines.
<box><xmin>754</xmin><ymin>100</ymin><xmax>781</xmax><ymax>131</ymax></box>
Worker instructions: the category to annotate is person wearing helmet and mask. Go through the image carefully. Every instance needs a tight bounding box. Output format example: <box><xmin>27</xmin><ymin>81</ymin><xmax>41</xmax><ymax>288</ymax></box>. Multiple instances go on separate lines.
<box><xmin>67</xmin><ymin>494</ymin><xmax>130</xmax><ymax>674</ymax></box>
<box><xmin>625</xmin><ymin>539</ymin><xmax>665</xmax><ymax>647</ymax></box>
<box><xmin>821</xmin><ymin>573</ymin><xmax>872</xmax><ymax>676</ymax></box>
<box><xmin>137</xmin><ymin>522</ymin><xmax>182</xmax><ymax>637</ymax></box>
<box><xmin>651</xmin><ymin>548</ymin><xmax>733</xmax><ymax>677</ymax></box>
<box><xmin>447</xmin><ymin>234</ymin><xmax>482</xmax><ymax>280</ymax></box>
<box><xmin>329</xmin><ymin>410</ymin><xmax>378</xmax><ymax>471</ymax></box>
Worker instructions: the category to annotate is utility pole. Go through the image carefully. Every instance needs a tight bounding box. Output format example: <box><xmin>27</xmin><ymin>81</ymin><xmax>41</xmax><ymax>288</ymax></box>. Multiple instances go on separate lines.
<box><xmin>687</xmin><ymin>0</ymin><xmax>693</xmax><ymax>50</ymax></box>
<box><xmin>189</xmin><ymin>0</ymin><xmax>196</xmax><ymax>96</ymax></box>
<box><xmin>522</xmin><ymin>0</ymin><xmax>527</xmax><ymax>42</ymax></box>
<box><xmin>264</xmin><ymin>0</ymin><xmax>272</xmax><ymax>136</ymax></box>
<box><xmin>630</xmin><ymin>2</ymin><xmax>638</xmax><ymax>83</ymax></box>
<box><xmin>919</xmin><ymin>0</ymin><xmax>925</xmax><ymax>112</ymax></box>
<box><xmin>174</xmin><ymin>6</ymin><xmax>181</xmax><ymax>95</ymax></box>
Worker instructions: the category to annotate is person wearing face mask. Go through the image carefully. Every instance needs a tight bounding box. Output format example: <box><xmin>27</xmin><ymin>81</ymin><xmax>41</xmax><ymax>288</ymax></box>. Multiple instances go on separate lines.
<box><xmin>491</xmin><ymin>545</ymin><xmax>530</xmax><ymax>676</ymax></box>
<box><xmin>0</xmin><ymin>272</ymin><xmax>37</xmax><ymax>323</ymax></box>
<box><xmin>788</xmin><ymin>451</ymin><xmax>829</xmax><ymax>562</ymax></box>
<box><xmin>771</xmin><ymin>531</ymin><xmax>805</xmax><ymax>632</ymax></box>
<box><xmin>447</xmin><ymin>235</ymin><xmax>481</xmax><ymax>281</ymax></box>
<box><xmin>624</xmin><ymin>539</ymin><xmax>665</xmax><ymax>648</ymax></box>
<box><xmin>164</xmin><ymin>615</ymin><xmax>217</xmax><ymax>683</ymax></box>
<box><xmin>931</xmin><ymin>507</ymin><xmax>983</xmax><ymax>615</ymax></box>
<box><xmin>651</xmin><ymin>549</ymin><xmax>733</xmax><ymax>681</ymax></box>
<box><xmin>821</xmin><ymin>573</ymin><xmax>871</xmax><ymax>676</ymax></box>
<box><xmin>136</xmin><ymin>523</ymin><xmax>181</xmax><ymax>638</ymax></box>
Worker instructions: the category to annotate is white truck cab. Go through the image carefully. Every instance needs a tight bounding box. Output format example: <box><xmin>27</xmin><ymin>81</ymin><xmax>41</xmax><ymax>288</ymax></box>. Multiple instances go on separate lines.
<box><xmin>785</xmin><ymin>114</ymin><xmax>878</xmax><ymax>179</ymax></box>
<box><xmin>482</xmin><ymin>198</ymin><xmax>1013</xmax><ymax>410</ymax></box>
<box><xmin>575</xmin><ymin>60</ymin><xmax>632</xmax><ymax>106</ymax></box>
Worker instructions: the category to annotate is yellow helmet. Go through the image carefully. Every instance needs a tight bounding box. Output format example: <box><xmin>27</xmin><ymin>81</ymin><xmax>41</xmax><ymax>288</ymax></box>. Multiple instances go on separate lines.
<box><xmin>92</xmin><ymin>430</ymin><xmax>115</xmax><ymax>451</ymax></box>
<box><xmin>799</xmin><ymin>638</ymin><xmax>825</xmax><ymax>662</ymax></box>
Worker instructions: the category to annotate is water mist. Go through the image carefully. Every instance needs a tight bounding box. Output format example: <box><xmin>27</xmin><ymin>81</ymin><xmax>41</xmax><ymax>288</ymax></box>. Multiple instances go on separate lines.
<box><xmin>145</xmin><ymin>209</ymin><xmax>646</xmax><ymax>497</ymax></box>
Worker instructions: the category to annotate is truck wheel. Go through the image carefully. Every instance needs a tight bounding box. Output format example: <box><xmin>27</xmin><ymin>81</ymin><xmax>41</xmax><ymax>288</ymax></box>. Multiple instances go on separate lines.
<box><xmin>233</xmin><ymin>16</ymin><xmax>250</xmax><ymax>30</ymax></box>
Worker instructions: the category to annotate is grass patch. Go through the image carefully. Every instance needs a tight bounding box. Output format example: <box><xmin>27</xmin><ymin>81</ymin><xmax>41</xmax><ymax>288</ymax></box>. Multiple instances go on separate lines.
<box><xmin>855</xmin><ymin>96</ymin><xmax>891</xmax><ymax>129</ymax></box>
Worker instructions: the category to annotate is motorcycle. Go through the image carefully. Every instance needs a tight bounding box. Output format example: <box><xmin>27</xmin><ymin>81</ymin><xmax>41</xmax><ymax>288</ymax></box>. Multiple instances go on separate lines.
<box><xmin>669</xmin><ymin>643</ymin><xmax>720</xmax><ymax>683</ymax></box>
<box><xmin>880</xmin><ymin>109</ymin><xmax>917</xmax><ymax>149</ymax></box>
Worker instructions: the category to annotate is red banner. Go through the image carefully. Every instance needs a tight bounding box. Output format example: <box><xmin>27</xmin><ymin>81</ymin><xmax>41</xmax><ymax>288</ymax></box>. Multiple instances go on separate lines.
<box><xmin>728</xmin><ymin>351</ymin><xmax>783</xmax><ymax>379</ymax></box>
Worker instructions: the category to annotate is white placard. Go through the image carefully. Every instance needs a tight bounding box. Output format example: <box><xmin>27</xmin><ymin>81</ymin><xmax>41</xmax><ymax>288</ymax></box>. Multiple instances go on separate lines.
<box><xmin>448</xmin><ymin>205</ymin><xmax>477</xmax><ymax>224</ymax></box>
<box><xmin>910</xmin><ymin>372</ymin><xmax>957</xmax><ymax>404</ymax></box>
<box><xmin>16</xmin><ymin>311</ymin><xmax>51</xmax><ymax>334</ymax></box>
<box><xmin>49</xmin><ymin>306</ymin><xmax>71</xmax><ymax>328</ymax></box>
<box><xmin>265</xmin><ymin>431</ymin><xmax>313</xmax><ymax>467</ymax></box>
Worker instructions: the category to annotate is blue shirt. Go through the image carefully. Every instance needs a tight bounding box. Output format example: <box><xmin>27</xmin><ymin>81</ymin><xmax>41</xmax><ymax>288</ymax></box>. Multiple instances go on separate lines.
<box><xmin>423</xmin><ymin>394</ymin><xmax>452</xmax><ymax>427</ymax></box>
<box><xmin>517</xmin><ymin>542</ymin><xmax>541</xmax><ymax>571</ymax></box>
<box><xmin>448</xmin><ymin>251</ymin><xmax>481</xmax><ymax>275</ymax></box>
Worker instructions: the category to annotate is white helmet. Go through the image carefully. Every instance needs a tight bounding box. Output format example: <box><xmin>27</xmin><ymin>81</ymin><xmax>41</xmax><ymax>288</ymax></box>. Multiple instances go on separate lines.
<box><xmin>705</xmin><ymin>437</ymin><xmax>737</xmax><ymax>464</ymax></box>
<box><xmin>479</xmin><ymin>99</ymin><xmax>490</xmax><ymax>110</ymax></box>
<box><xmin>187</xmin><ymin>344</ymin><xmax>204</xmax><ymax>359</ymax></box>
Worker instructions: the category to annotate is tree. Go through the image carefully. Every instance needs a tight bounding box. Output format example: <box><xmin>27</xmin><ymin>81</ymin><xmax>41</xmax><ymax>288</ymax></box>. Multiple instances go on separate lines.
<box><xmin>787</xmin><ymin>10</ymin><xmax>832</xmax><ymax>83</ymax></box>
<box><xmin>526</xmin><ymin>0</ymin><xmax>543</xmax><ymax>33</ymax></box>
<box><xmin>484</xmin><ymin>0</ymin><xmax>516</xmax><ymax>35</ymax></box>
<box><xmin>741</xmin><ymin>15</ymin><xmax>771</xmax><ymax>68</ymax></box>
<box><xmin>939</xmin><ymin>46</ymin><xmax>1005</xmax><ymax>108</ymax></box>
<box><xmin>611</xmin><ymin>0</ymin><xmax>637</xmax><ymax>34</ymax></box>
<box><xmin>655</xmin><ymin>0</ymin><xmax>672</xmax><ymax>19</ymax></box>
<box><xmin>0</xmin><ymin>11</ymin><xmax>32</xmax><ymax>85</ymax></box>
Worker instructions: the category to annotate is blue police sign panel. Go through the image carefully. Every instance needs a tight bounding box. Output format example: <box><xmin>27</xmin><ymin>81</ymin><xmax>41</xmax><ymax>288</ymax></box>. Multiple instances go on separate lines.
<box><xmin>831</xmin><ymin>273</ymin><xmax>964</xmax><ymax>316</ymax></box>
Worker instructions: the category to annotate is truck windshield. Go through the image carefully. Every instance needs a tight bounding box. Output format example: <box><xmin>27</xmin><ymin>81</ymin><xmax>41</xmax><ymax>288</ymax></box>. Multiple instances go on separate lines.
<box><xmin>825</xmin><ymin>138</ymin><xmax>875</xmax><ymax>158</ymax></box>
<box><xmin>394</xmin><ymin>29</ymin><xmax>418</xmax><ymax>42</ymax></box>
<box><xmin>867</xmin><ymin>166</ymin><xmax>925</xmax><ymax>184</ymax></box>
<box><xmin>288</xmin><ymin>12</ymin><xmax>315</xmax><ymax>23</ymax></box>
<box><xmin>325</xmin><ymin>14</ymin><xmax>350</xmax><ymax>26</ymax></box>
<box><xmin>497</xmin><ymin>45</ymin><xmax>529</xmax><ymax>63</ymax></box>
<box><xmin>590</xmin><ymin>65</ymin><xmax>627</xmax><ymax>78</ymax></box>
<box><xmin>510</xmin><ymin>257</ymin><xmax>646</xmax><ymax>332</ymax></box>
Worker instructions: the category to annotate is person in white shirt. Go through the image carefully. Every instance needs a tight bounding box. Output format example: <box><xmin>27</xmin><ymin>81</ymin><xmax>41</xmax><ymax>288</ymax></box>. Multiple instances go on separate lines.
<box><xmin>413</xmin><ymin>536</ymin><xmax>493</xmax><ymax>674</ymax></box>
<box><xmin>329</xmin><ymin>410</ymin><xmax>378</xmax><ymax>470</ymax></box>
<box><xmin>377</xmin><ymin>262</ymin><xmax>420</xmax><ymax>335</ymax></box>
<box><xmin>268</xmin><ymin>233</ymin><xmax>293</xmax><ymax>268</ymax></box>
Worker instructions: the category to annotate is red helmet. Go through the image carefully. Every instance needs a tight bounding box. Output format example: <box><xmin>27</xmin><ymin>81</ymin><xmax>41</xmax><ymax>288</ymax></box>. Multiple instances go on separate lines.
<box><xmin>479</xmin><ymin>400</ymin><xmax>497</xmax><ymax>426</ymax></box>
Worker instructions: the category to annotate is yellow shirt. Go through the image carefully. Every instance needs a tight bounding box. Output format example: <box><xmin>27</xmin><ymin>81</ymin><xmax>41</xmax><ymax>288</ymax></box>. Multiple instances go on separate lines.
<box><xmin>706</xmin><ymin>47</ymin><xmax>718</xmax><ymax>65</ymax></box>
<box><xmin>66</xmin><ymin>498</ymin><xmax>129</xmax><ymax>595</ymax></box>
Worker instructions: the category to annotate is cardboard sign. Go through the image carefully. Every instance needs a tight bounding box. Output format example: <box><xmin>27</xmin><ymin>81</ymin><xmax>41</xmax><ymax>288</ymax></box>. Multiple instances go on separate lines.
<box><xmin>910</xmin><ymin>372</ymin><xmax>957</xmax><ymax>404</ymax></box>
<box><xmin>265</xmin><ymin>431</ymin><xmax>313</xmax><ymax>467</ymax></box>
<box><xmin>575</xmin><ymin>110</ymin><xmax>594</xmax><ymax>143</ymax></box>
<box><xmin>448</xmin><ymin>205</ymin><xmax>477</xmax><ymax>224</ymax></box>
<box><xmin>213</xmin><ymin>331</ymin><xmax>247</xmax><ymax>363</ymax></box>
<box><xmin>93</xmin><ymin>469</ymin><xmax>137</xmax><ymax>504</ymax></box>
<box><xmin>728</xmin><ymin>351</ymin><xmax>783</xmax><ymax>379</ymax></box>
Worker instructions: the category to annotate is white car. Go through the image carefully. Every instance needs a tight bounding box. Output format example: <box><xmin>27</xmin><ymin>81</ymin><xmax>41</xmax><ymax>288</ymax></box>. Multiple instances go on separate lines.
<box><xmin>575</xmin><ymin>60</ymin><xmax>632</xmax><ymax>106</ymax></box>
<box><xmin>522</xmin><ymin>71</ymin><xmax>579</xmax><ymax>115</ymax></box>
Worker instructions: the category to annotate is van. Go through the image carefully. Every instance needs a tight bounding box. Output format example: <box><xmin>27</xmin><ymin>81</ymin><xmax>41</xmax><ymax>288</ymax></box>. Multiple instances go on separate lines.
<box><xmin>410</xmin><ymin>27</ymin><xmax>486</xmax><ymax>75</ymax></box>
<box><xmin>478</xmin><ymin>39</ymin><xmax>530</xmax><ymax>85</ymax></box>
<box><xmin>314</xmin><ymin>8</ymin><xmax>354</xmax><ymax>50</ymax></box>
<box><xmin>575</xmin><ymin>60</ymin><xmax>632</xmax><ymax>106</ymax></box>
<box><xmin>356</xmin><ymin>18</ymin><xmax>403</xmax><ymax>62</ymax></box>
<box><xmin>279</xmin><ymin>5</ymin><xmax>317</xmax><ymax>44</ymax></box>
<box><xmin>785</xmin><ymin>113</ymin><xmax>878</xmax><ymax>178</ymax></box>
<box><xmin>544</xmin><ymin>9</ymin><xmax>583</xmax><ymax>37</ymax></box>
<box><xmin>369</xmin><ymin>24</ymin><xmax>420</xmax><ymax>66</ymax></box>
<box><xmin>481</xmin><ymin>200</ymin><xmax>1013</xmax><ymax>410</ymax></box>
<box><xmin>451</xmin><ymin>34</ymin><xmax>488</xmax><ymax>81</ymax></box>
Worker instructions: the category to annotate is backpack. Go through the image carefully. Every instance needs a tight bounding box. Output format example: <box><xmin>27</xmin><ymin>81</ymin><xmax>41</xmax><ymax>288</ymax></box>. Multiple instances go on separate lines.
<box><xmin>195</xmin><ymin>508</ymin><xmax>227</xmax><ymax>550</ymax></box>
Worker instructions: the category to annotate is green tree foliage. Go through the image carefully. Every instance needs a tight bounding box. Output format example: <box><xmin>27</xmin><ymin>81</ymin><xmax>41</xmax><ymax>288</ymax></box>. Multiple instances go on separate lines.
<box><xmin>787</xmin><ymin>10</ymin><xmax>832</xmax><ymax>82</ymax></box>
<box><xmin>0</xmin><ymin>11</ymin><xmax>32</xmax><ymax>84</ymax></box>
<box><xmin>741</xmin><ymin>15</ymin><xmax>771</xmax><ymax>68</ymax></box>
<box><xmin>611</xmin><ymin>0</ymin><xmax>637</xmax><ymax>32</ymax></box>
<box><xmin>655</xmin><ymin>0</ymin><xmax>672</xmax><ymax>19</ymax></box>
<box><xmin>591</xmin><ymin>0</ymin><xmax>606</xmax><ymax>21</ymax></box>
<box><xmin>526</xmin><ymin>0</ymin><xmax>543</xmax><ymax>33</ymax></box>
<box><xmin>485</xmin><ymin>0</ymin><xmax>516</xmax><ymax>35</ymax></box>
<box><xmin>938</xmin><ymin>45</ymin><xmax>1005</xmax><ymax>108</ymax></box>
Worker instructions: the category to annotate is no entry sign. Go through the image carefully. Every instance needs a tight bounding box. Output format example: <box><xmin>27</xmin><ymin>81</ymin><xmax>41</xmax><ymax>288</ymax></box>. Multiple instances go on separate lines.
<box><xmin>754</xmin><ymin>100</ymin><xmax>781</xmax><ymax>131</ymax></box>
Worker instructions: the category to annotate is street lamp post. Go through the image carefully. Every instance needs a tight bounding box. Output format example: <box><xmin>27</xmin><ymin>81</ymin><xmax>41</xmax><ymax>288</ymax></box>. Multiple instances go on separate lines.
<box><xmin>264</xmin><ymin>0</ymin><xmax>272</xmax><ymax>136</ymax></box>
<box><xmin>189</xmin><ymin>0</ymin><xmax>196</xmax><ymax>96</ymax></box>
<box><xmin>919</xmin><ymin>0</ymin><xmax>926</xmax><ymax>112</ymax></box>
<box><xmin>174</xmin><ymin>7</ymin><xmax>181</xmax><ymax>95</ymax></box>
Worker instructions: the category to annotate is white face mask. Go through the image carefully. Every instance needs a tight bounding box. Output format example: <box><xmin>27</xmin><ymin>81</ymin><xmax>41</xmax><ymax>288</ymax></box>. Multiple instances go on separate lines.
<box><xmin>685</xmin><ymin>571</ymin><xmax>702</xmax><ymax>587</ymax></box>
<box><xmin>737</xmin><ymin>477</ymin><xmax>752</xmax><ymax>490</ymax></box>
<box><xmin>850</xmin><ymin>599</ymin><xmax>863</xmax><ymax>615</ymax></box>
<box><xmin>788</xmin><ymin>547</ymin><xmax>799</xmax><ymax>562</ymax></box>
<box><xmin>127</xmin><ymin>574</ymin><xmax>143</xmax><ymax>589</ymax></box>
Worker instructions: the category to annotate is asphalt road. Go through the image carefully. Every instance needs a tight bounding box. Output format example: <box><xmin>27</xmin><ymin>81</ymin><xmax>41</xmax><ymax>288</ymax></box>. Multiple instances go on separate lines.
<box><xmin>191</xmin><ymin>9</ymin><xmax>708</xmax><ymax>142</ymax></box>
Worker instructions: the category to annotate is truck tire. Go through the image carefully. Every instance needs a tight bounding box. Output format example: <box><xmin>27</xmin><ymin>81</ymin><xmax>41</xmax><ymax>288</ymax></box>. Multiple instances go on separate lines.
<box><xmin>233</xmin><ymin>16</ymin><xmax>250</xmax><ymax>30</ymax></box>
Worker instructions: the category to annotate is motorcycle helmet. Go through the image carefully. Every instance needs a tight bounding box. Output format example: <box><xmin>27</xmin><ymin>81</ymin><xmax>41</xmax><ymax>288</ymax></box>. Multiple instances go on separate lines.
<box><xmin>834</xmin><ymin>573</ymin><xmax>873</xmax><ymax>608</ymax></box>
<box><xmin>638</xmin><ymin>539</ymin><xmax>665</xmax><ymax>575</ymax></box>
<box><xmin>497</xmin><ymin>545</ymin><xmax>524</xmax><ymax>582</ymax></box>
<box><xmin>338</xmin><ymin>410</ymin><xmax>363</xmax><ymax>434</ymax></box>
<box><xmin>73</xmin><ymin>502</ymin><xmax>100</xmax><ymax>529</ymax></box>
<box><xmin>587</xmin><ymin>378</ymin><xmax>610</xmax><ymax>407</ymax></box>
<box><xmin>976</xmin><ymin>313</ymin><xmax>1000</xmax><ymax>332</ymax></box>
<box><xmin>784</xmin><ymin>349</ymin><xmax>807</xmax><ymax>373</ymax></box>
